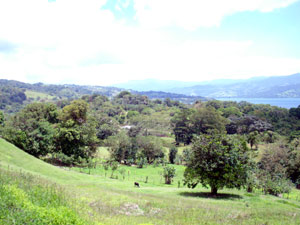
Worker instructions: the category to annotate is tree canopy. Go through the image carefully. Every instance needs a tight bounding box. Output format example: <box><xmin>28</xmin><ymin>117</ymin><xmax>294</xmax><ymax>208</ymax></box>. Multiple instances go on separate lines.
<box><xmin>184</xmin><ymin>134</ymin><xmax>252</xmax><ymax>195</ymax></box>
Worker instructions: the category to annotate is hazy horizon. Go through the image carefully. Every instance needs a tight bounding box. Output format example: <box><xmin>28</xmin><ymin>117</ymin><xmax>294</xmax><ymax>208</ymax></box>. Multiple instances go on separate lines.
<box><xmin>0</xmin><ymin>73</ymin><xmax>292</xmax><ymax>87</ymax></box>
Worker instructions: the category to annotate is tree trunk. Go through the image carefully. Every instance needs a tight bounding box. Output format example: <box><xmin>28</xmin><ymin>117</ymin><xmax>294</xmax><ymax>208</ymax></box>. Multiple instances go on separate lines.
<box><xmin>211</xmin><ymin>186</ymin><xmax>218</xmax><ymax>195</ymax></box>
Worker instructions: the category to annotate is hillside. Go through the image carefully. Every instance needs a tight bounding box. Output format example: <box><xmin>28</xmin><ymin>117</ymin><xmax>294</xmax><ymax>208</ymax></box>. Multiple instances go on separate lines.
<box><xmin>171</xmin><ymin>73</ymin><xmax>300</xmax><ymax>98</ymax></box>
<box><xmin>1</xmin><ymin>138</ymin><xmax>300</xmax><ymax>224</ymax></box>
<box><xmin>131</xmin><ymin>90</ymin><xmax>208</xmax><ymax>104</ymax></box>
<box><xmin>0</xmin><ymin>138</ymin><xmax>87</xmax><ymax>182</ymax></box>
<box><xmin>114</xmin><ymin>74</ymin><xmax>300</xmax><ymax>98</ymax></box>
<box><xmin>0</xmin><ymin>79</ymin><xmax>206</xmax><ymax>113</ymax></box>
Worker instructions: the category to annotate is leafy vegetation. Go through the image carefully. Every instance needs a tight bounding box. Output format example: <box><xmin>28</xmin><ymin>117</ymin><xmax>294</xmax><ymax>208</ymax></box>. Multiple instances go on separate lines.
<box><xmin>184</xmin><ymin>134</ymin><xmax>252</xmax><ymax>195</ymax></box>
<box><xmin>0</xmin><ymin>168</ymin><xmax>89</xmax><ymax>225</ymax></box>
<box><xmin>1</xmin><ymin>79</ymin><xmax>300</xmax><ymax>224</ymax></box>
<box><xmin>2</xmin><ymin>138</ymin><xmax>300</xmax><ymax>225</ymax></box>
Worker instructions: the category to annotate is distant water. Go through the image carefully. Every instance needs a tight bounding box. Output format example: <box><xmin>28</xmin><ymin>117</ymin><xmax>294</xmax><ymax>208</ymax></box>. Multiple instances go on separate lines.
<box><xmin>215</xmin><ymin>98</ymin><xmax>300</xmax><ymax>109</ymax></box>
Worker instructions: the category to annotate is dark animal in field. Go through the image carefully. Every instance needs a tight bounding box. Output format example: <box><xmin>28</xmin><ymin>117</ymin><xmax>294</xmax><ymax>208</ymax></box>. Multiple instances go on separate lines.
<box><xmin>297</xmin><ymin>184</ymin><xmax>300</xmax><ymax>190</ymax></box>
<box><xmin>134</xmin><ymin>182</ymin><xmax>140</xmax><ymax>188</ymax></box>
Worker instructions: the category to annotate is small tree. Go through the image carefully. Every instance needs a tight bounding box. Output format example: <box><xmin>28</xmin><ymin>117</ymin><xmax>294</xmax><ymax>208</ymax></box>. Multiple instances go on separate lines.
<box><xmin>247</xmin><ymin>131</ymin><xmax>259</xmax><ymax>149</ymax></box>
<box><xmin>181</xmin><ymin>148</ymin><xmax>192</xmax><ymax>165</ymax></box>
<box><xmin>137</xmin><ymin>157</ymin><xmax>147</xmax><ymax>168</ymax></box>
<box><xmin>169</xmin><ymin>146</ymin><xmax>178</xmax><ymax>164</ymax></box>
<box><xmin>258</xmin><ymin>145</ymin><xmax>294</xmax><ymax>195</ymax></box>
<box><xmin>103</xmin><ymin>162</ymin><xmax>109</xmax><ymax>177</ymax></box>
<box><xmin>136</xmin><ymin>135</ymin><xmax>164</xmax><ymax>163</ymax></box>
<box><xmin>163</xmin><ymin>165</ymin><xmax>176</xmax><ymax>184</ymax></box>
<box><xmin>184</xmin><ymin>134</ymin><xmax>252</xmax><ymax>195</ymax></box>
<box><xmin>0</xmin><ymin>111</ymin><xmax>4</xmax><ymax>126</ymax></box>
<box><xmin>110</xmin><ymin>161</ymin><xmax>119</xmax><ymax>178</ymax></box>
<box><xmin>106</xmin><ymin>130</ymin><xmax>132</xmax><ymax>163</ymax></box>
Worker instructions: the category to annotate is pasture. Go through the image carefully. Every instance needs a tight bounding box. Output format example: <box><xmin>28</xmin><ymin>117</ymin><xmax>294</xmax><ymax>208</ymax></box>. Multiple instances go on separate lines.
<box><xmin>1</xmin><ymin>138</ymin><xmax>300</xmax><ymax>224</ymax></box>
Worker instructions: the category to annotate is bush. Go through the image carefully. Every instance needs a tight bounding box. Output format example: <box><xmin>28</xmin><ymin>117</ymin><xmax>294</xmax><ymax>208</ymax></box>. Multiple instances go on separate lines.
<box><xmin>47</xmin><ymin>152</ymin><xmax>77</xmax><ymax>166</ymax></box>
<box><xmin>169</xmin><ymin>146</ymin><xmax>178</xmax><ymax>164</ymax></box>
<box><xmin>174</xmin><ymin>154</ymin><xmax>183</xmax><ymax>165</ymax></box>
<box><xmin>137</xmin><ymin>157</ymin><xmax>148</xmax><ymax>168</ymax></box>
<box><xmin>163</xmin><ymin>165</ymin><xmax>176</xmax><ymax>184</ymax></box>
<box><xmin>153</xmin><ymin>158</ymin><xmax>161</xmax><ymax>167</ymax></box>
<box><xmin>262</xmin><ymin>131</ymin><xmax>278</xmax><ymax>143</ymax></box>
<box><xmin>110</xmin><ymin>161</ymin><xmax>119</xmax><ymax>178</ymax></box>
<box><xmin>258</xmin><ymin>144</ymin><xmax>294</xmax><ymax>195</ymax></box>
<box><xmin>181</xmin><ymin>148</ymin><xmax>192</xmax><ymax>165</ymax></box>
<box><xmin>258</xmin><ymin>173</ymin><xmax>293</xmax><ymax>196</ymax></box>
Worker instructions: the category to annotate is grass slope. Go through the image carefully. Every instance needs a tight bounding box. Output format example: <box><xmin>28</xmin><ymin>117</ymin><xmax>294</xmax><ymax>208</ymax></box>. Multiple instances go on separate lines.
<box><xmin>1</xmin><ymin>138</ymin><xmax>300</xmax><ymax>224</ymax></box>
<box><xmin>25</xmin><ymin>90</ymin><xmax>56</xmax><ymax>101</ymax></box>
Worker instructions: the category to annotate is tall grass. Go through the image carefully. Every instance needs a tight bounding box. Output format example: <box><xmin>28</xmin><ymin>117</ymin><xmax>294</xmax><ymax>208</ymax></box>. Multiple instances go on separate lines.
<box><xmin>0</xmin><ymin>165</ymin><xmax>91</xmax><ymax>225</ymax></box>
<box><xmin>2</xmin><ymin>138</ymin><xmax>300</xmax><ymax>225</ymax></box>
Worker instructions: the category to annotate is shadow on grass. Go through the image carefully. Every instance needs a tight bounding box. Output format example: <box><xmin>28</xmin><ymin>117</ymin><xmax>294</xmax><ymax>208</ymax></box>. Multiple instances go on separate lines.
<box><xmin>179</xmin><ymin>191</ymin><xmax>242</xmax><ymax>200</ymax></box>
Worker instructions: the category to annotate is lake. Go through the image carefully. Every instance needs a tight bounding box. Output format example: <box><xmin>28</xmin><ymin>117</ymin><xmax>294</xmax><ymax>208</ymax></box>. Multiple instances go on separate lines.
<box><xmin>215</xmin><ymin>98</ymin><xmax>300</xmax><ymax>109</ymax></box>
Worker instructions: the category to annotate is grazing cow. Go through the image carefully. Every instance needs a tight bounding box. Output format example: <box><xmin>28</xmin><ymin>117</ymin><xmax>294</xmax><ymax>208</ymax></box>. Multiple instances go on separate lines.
<box><xmin>134</xmin><ymin>182</ymin><xmax>140</xmax><ymax>188</ymax></box>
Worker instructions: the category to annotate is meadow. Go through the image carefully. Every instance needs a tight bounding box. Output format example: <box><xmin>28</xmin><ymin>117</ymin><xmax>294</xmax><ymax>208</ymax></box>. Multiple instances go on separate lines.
<box><xmin>1</xmin><ymin>138</ymin><xmax>300</xmax><ymax>224</ymax></box>
<box><xmin>25</xmin><ymin>90</ymin><xmax>56</xmax><ymax>101</ymax></box>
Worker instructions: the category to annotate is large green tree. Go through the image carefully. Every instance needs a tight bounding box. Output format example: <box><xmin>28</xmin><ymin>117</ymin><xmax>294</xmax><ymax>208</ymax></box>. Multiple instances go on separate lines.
<box><xmin>184</xmin><ymin>134</ymin><xmax>252</xmax><ymax>195</ymax></box>
<box><xmin>171</xmin><ymin>107</ymin><xmax>227</xmax><ymax>145</ymax></box>
<box><xmin>171</xmin><ymin>109</ymin><xmax>194</xmax><ymax>145</ymax></box>
<box><xmin>2</xmin><ymin>103</ymin><xmax>58</xmax><ymax>157</ymax></box>
<box><xmin>55</xmin><ymin>100</ymin><xmax>98</xmax><ymax>160</ymax></box>
<box><xmin>136</xmin><ymin>135</ymin><xmax>164</xmax><ymax>163</ymax></box>
<box><xmin>106</xmin><ymin>130</ymin><xmax>133</xmax><ymax>163</ymax></box>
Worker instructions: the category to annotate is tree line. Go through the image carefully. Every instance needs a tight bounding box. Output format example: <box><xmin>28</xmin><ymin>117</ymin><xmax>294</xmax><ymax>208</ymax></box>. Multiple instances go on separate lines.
<box><xmin>1</xmin><ymin>91</ymin><xmax>300</xmax><ymax>195</ymax></box>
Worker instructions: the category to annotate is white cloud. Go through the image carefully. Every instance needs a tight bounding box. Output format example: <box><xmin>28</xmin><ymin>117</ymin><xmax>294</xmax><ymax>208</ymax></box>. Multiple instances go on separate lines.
<box><xmin>133</xmin><ymin>0</ymin><xmax>299</xmax><ymax>29</ymax></box>
<box><xmin>0</xmin><ymin>0</ymin><xmax>300</xmax><ymax>86</ymax></box>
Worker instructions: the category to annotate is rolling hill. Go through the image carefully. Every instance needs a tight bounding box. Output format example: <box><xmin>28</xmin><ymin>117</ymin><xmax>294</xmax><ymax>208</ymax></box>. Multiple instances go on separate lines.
<box><xmin>1</xmin><ymin>138</ymin><xmax>300</xmax><ymax>224</ymax></box>
<box><xmin>0</xmin><ymin>79</ymin><xmax>207</xmax><ymax>113</ymax></box>
<box><xmin>171</xmin><ymin>73</ymin><xmax>300</xmax><ymax>97</ymax></box>
<box><xmin>115</xmin><ymin>73</ymin><xmax>300</xmax><ymax>98</ymax></box>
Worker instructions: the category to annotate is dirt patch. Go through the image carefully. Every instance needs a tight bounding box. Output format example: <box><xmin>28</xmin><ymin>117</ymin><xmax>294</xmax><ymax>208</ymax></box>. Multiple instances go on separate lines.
<box><xmin>118</xmin><ymin>203</ymin><xmax>144</xmax><ymax>216</ymax></box>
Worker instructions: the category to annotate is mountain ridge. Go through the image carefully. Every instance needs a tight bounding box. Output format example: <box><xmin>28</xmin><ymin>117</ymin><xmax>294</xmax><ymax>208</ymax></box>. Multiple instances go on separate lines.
<box><xmin>114</xmin><ymin>73</ymin><xmax>300</xmax><ymax>98</ymax></box>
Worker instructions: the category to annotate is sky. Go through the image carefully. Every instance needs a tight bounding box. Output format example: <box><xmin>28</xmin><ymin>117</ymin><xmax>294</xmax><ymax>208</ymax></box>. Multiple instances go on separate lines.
<box><xmin>0</xmin><ymin>0</ymin><xmax>300</xmax><ymax>86</ymax></box>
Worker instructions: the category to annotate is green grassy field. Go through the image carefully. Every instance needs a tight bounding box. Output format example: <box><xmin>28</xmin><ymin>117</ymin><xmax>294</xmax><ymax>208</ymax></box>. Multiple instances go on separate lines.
<box><xmin>25</xmin><ymin>90</ymin><xmax>56</xmax><ymax>101</ymax></box>
<box><xmin>1</xmin><ymin>138</ymin><xmax>300</xmax><ymax>224</ymax></box>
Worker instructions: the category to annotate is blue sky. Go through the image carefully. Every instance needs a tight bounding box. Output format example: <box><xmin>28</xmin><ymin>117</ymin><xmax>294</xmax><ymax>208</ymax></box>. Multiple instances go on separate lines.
<box><xmin>0</xmin><ymin>0</ymin><xmax>299</xmax><ymax>85</ymax></box>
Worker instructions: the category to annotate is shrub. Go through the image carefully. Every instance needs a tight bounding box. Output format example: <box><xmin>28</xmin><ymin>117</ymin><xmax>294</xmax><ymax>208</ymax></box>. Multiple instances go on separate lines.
<box><xmin>174</xmin><ymin>154</ymin><xmax>183</xmax><ymax>165</ymax></box>
<box><xmin>258</xmin><ymin>144</ymin><xmax>294</xmax><ymax>195</ymax></box>
<box><xmin>258</xmin><ymin>173</ymin><xmax>293</xmax><ymax>196</ymax></box>
<box><xmin>181</xmin><ymin>148</ymin><xmax>192</xmax><ymax>165</ymax></box>
<box><xmin>163</xmin><ymin>165</ymin><xmax>176</xmax><ymax>184</ymax></box>
<box><xmin>169</xmin><ymin>146</ymin><xmax>178</xmax><ymax>164</ymax></box>
<box><xmin>137</xmin><ymin>157</ymin><xmax>148</xmax><ymax>168</ymax></box>
<box><xmin>110</xmin><ymin>161</ymin><xmax>119</xmax><ymax>178</ymax></box>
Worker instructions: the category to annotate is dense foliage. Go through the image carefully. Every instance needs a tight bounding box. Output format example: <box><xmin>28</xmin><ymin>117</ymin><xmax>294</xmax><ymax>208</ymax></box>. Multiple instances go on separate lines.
<box><xmin>1</xmin><ymin>84</ymin><xmax>300</xmax><ymax>197</ymax></box>
<box><xmin>1</xmin><ymin>101</ymin><xmax>97</xmax><ymax>164</ymax></box>
<box><xmin>184</xmin><ymin>134</ymin><xmax>252</xmax><ymax>194</ymax></box>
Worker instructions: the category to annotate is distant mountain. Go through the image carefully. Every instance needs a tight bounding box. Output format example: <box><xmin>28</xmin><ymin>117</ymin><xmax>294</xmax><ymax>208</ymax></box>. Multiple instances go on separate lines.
<box><xmin>115</xmin><ymin>74</ymin><xmax>300</xmax><ymax>98</ymax></box>
<box><xmin>0</xmin><ymin>79</ymin><xmax>123</xmax><ymax>99</ymax></box>
<box><xmin>131</xmin><ymin>90</ymin><xmax>208</xmax><ymax>104</ymax></box>
<box><xmin>171</xmin><ymin>73</ymin><xmax>300</xmax><ymax>98</ymax></box>
<box><xmin>113</xmin><ymin>77</ymin><xmax>271</xmax><ymax>92</ymax></box>
<box><xmin>113</xmin><ymin>79</ymin><xmax>202</xmax><ymax>92</ymax></box>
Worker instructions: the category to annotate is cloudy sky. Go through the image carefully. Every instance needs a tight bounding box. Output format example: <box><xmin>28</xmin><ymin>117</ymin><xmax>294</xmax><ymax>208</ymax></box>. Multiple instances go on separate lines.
<box><xmin>0</xmin><ymin>0</ymin><xmax>300</xmax><ymax>86</ymax></box>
